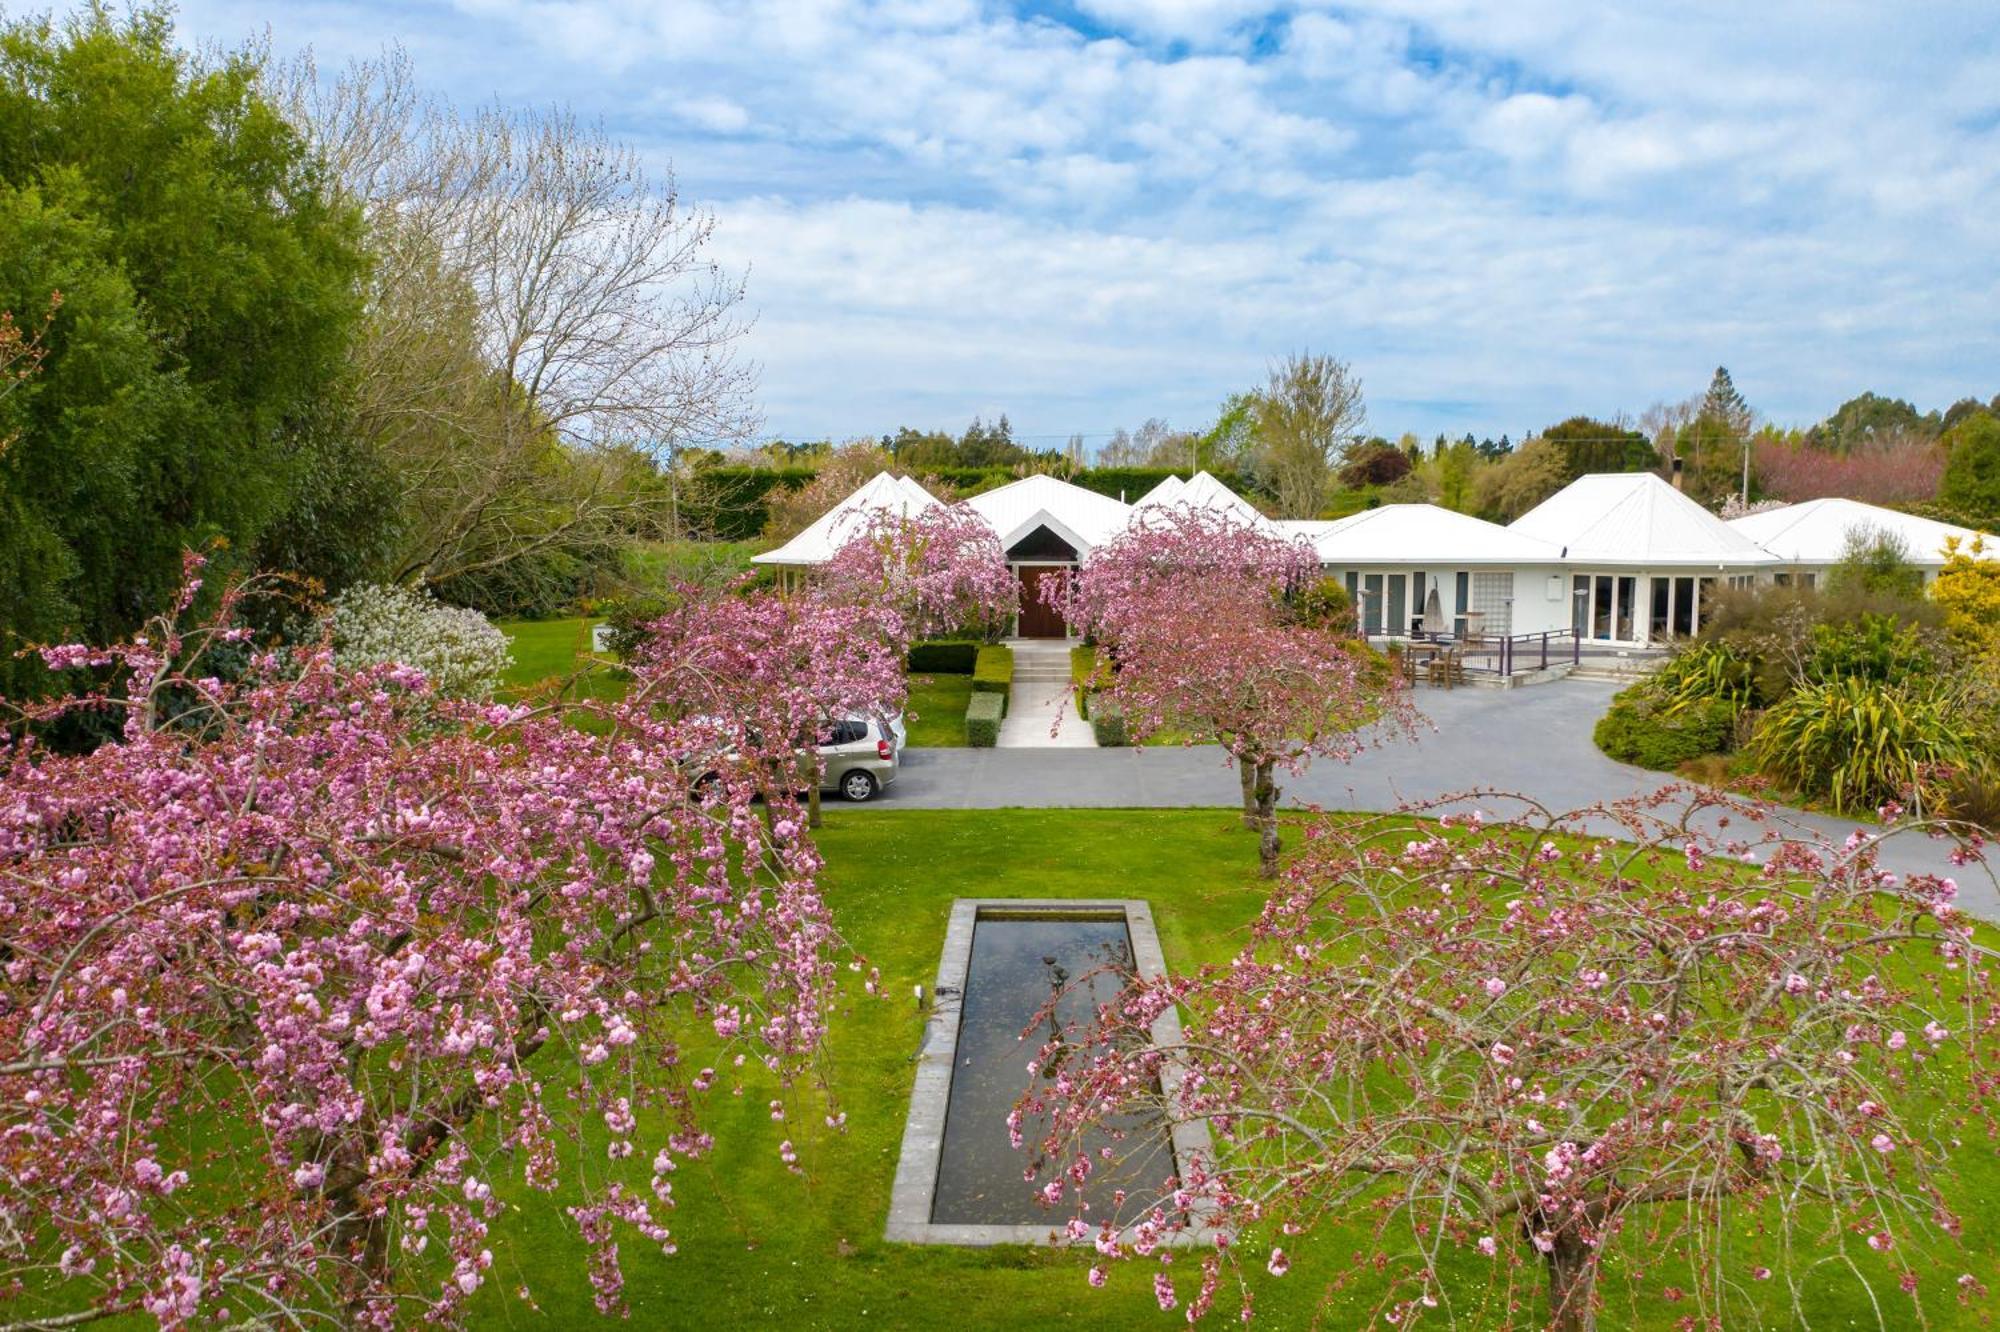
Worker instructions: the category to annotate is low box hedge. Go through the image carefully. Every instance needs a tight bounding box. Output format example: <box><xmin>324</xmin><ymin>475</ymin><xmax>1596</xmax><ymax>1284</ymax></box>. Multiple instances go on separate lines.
<box><xmin>1088</xmin><ymin>697</ymin><xmax>1129</xmax><ymax>747</ymax></box>
<box><xmin>965</xmin><ymin>691</ymin><xmax>1005</xmax><ymax>747</ymax></box>
<box><xmin>907</xmin><ymin>640</ymin><xmax>980</xmax><ymax>674</ymax></box>
<box><xmin>972</xmin><ymin>644</ymin><xmax>1014</xmax><ymax>695</ymax></box>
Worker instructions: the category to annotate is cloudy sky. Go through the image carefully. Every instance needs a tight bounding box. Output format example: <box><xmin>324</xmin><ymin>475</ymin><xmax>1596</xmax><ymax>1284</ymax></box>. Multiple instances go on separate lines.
<box><xmin>159</xmin><ymin>0</ymin><xmax>1999</xmax><ymax>448</ymax></box>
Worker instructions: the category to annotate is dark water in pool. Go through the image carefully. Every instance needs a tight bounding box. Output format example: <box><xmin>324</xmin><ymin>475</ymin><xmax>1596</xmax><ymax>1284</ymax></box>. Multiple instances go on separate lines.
<box><xmin>929</xmin><ymin>912</ymin><xmax>1177</xmax><ymax>1226</ymax></box>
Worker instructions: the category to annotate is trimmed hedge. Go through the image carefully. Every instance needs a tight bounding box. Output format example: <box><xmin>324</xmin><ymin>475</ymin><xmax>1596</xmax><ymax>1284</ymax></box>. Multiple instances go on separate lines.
<box><xmin>1594</xmin><ymin>685</ymin><xmax>1738</xmax><ymax>771</ymax></box>
<box><xmin>1089</xmin><ymin>698</ymin><xmax>1128</xmax><ymax>747</ymax></box>
<box><xmin>965</xmin><ymin>691</ymin><xmax>1005</xmax><ymax>747</ymax></box>
<box><xmin>908</xmin><ymin>640</ymin><xmax>980</xmax><ymax>674</ymax></box>
<box><xmin>972</xmin><ymin>644</ymin><xmax>1014</xmax><ymax>694</ymax></box>
<box><xmin>678</xmin><ymin>467</ymin><xmax>816</xmax><ymax>541</ymax></box>
<box><xmin>1066</xmin><ymin>467</ymin><xmax>1258</xmax><ymax>503</ymax></box>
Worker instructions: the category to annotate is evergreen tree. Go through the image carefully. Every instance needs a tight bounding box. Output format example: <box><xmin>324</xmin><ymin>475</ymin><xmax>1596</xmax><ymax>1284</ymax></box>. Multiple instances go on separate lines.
<box><xmin>1700</xmin><ymin>366</ymin><xmax>1753</xmax><ymax>435</ymax></box>
<box><xmin>1940</xmin><ymin>413</ymin><xmax>2000</xmax><ymax>527</ymax></box>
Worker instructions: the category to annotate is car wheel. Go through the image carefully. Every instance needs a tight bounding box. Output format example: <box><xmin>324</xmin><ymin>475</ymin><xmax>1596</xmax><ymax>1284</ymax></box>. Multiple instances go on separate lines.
<box><xmin>840</xmin><ymin>770</ymin><xmax>878</xmax><ymax>802</ymax></box>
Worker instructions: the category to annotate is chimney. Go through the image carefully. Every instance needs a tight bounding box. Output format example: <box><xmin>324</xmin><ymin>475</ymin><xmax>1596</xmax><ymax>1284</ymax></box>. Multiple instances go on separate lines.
<box><xmin>1670</xmin><ymin>456</ymin><xmax>1685</xmax><ymax>491</ymax></box>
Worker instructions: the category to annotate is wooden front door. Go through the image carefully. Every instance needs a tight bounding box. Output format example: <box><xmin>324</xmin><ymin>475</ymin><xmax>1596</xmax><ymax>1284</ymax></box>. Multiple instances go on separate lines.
<box><xmin>1016</xmin><ymin>566</ymin><xmax>1069</xmax><ymax>638</ymax></box>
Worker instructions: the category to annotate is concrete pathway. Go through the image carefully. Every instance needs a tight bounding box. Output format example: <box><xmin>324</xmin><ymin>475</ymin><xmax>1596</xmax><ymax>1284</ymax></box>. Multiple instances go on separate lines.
<box><xmin>995</xmin><ymin>639</ymin><xmax>1096</xmax><ymax>748</ymax></box>
<box><xmin>876</xmin><ymin>679</ymin><xmax>2000</xmax><ymax>920</ymax></box>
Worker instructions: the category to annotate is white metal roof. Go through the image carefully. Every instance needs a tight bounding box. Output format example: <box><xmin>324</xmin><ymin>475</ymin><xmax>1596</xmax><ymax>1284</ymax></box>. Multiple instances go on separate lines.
<box><xmin>1509</xmin><ymin>473</ymin><xmax>1780</xmax><ymax>567</ymax></box>
<box><xmin>1129</xmin><ymin>469</ymin><xmax>1277</xmax><ymax>534</ymax></box>
<box><xmin>1313</xmin><ymin>504</ymin><xmax>1564</xmax><ymax>567</ymax></box>
<box><xmin>1726</xmin><ymin>497</ymin><xmax>1996</xmax><ymax>568</ymax></box>
<box><xmin>964</xmin><ymin>473</ymin><xmax>1134</xmax><ymax>556</ymax></box>
<box><xmin>750</xmin><ymin>471</ymin><xmax>942</xmax><ymax>566</ymax></box>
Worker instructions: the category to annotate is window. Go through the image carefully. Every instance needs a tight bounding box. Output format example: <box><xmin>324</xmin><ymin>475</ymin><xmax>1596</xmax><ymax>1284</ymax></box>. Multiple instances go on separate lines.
<box><xmin>1470</xmin><ymin>572</ymin><xmax>1512</xmax><ymax>635</ymax></box>
<box><xmin>821</xmin><ymin>719</ymin><xmax>867</xmax><ymax>746</ymax></box>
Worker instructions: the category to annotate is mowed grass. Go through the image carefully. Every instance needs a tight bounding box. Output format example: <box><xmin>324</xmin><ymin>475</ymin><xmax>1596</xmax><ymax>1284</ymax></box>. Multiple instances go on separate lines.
<box><xmin>502</xmin><ymin>621</ymin><xmax>973</xmax><ymax>746</ymax></box>
<box><xmin>903</xmin><ymin>673</ymin><xmax>974</xmax><ymax>746</ymax></box>
<box><xmin>457</xmin><ymin>810</ymin><xmax>2000</xmax><ymax>1331</ymax></box>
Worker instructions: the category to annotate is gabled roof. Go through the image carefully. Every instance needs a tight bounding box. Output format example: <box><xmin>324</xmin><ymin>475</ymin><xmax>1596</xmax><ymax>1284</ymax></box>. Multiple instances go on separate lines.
<box><xmin>1726</xmin><ymin>497</ymin><xmax>1996</xmax><ymax>567</ymax></box>
<box><xmin>964</xmin><ymin>473</ymin><xmax>1133</xmax><ymax>555</ymax></box>
<box><xmin>1312</xmin><ymin>504</ymin><xmax>1563</xmax><ymax>566</ymax></box>
<box><xmin>1130</xmin><ymin>469</ymin><xmax>1277</xmax><ymax>534</ymax></box>
<box><xmin>751</xmin><ymin>471</ymin><xmax>941</xmax><ymax>566</ymax></box>
<box><xmin>1509</xmin><ymin>473</ymin><xmax>1780</xmax><ymax>567</ymax></box>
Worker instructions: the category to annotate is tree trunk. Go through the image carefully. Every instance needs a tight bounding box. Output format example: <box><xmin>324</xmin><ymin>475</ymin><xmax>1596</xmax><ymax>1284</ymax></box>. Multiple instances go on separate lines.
<box><xmin>1253</xmin><ymin>759</ymin><xmax>1281</xmax><ymax>878</ymax></box>
<box><xmin>1237</xmin><ymin>756</ymin><xmax>1258</xmax><ymax>829</ymax></box>
<box><xmin>808</xmin><ymin>779</ymin><xmax>822</xmax><ymax>830</ymax></box>
<box><xmin>331</xmin><ymin>1204</ymin><xmax>390</xmax><ymax>1311</ymax></box>
<box><xmin>1543</xmin><ymin>1233</ymin><xmax>1599</xmax><ymax>1332</ymax></box>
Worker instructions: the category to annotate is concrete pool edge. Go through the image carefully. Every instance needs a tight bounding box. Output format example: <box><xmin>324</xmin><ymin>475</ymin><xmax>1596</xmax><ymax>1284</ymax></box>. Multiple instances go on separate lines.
<box><xmin>884</xmin><ymin>897</ymin><xmax>1219</xmax><ymax>1247</ymax></box>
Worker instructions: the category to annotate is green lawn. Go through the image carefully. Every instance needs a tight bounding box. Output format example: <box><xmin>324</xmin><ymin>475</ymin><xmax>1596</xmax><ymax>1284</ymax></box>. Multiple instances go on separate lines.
<box><xmin>502</xmin><ymin>622</ymin><xmax>976</xmax><ymax>747</ymax></box>
<box><xmin>456</xmin><ymin>810</ymin><xmax>1998</xmax><ymax>1330</ymax></box>
<box><xmin>22</xmin><ymin>810</ymin><xmax>1993</xmax><ymax>1328</ymax></box>
<box><xmin>904</xmin><ymin>673</ymin><xmax>974</xmax><ymax>746</ymax></box>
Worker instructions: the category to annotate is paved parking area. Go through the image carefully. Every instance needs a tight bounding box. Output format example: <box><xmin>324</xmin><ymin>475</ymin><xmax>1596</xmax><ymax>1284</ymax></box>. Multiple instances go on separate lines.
<box><xmin>871</xmin><ymin>680</ymin><xmax>1999</xmax><ymax>920</ymax></box>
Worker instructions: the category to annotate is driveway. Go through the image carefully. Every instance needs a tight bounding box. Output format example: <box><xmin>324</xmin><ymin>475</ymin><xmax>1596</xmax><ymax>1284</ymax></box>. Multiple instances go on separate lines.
<box><xmin>881</xmin><ymin>680</ymin><xmax>1999</xmax><ymax>920</ymax></box>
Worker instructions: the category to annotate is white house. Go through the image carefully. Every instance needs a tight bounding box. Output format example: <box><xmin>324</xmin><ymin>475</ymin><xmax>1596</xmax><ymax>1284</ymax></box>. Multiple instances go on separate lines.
<box><xmin>1727</xmin><ymin>497</ymin><xmax>1996</xmax><ymax>588</ymax></box>
<box><xmin>755</xmin><ymin>467</ymin><xmax>1995</xmax><ymax>651</ymax></box>
<box><xmin>962</xmin><ymin>474</ymin><xmax>1136</xmax><ymax>636</ymax></box>
<box><xmin>1310</xmin><ymin>504</ymin><xmax>1569</xmax><ymax>640</ymax></box>
<box><xmin>1510</xmin><ymin>472</ymin><xmax>1781</xmax><ymax>646</ymax></box>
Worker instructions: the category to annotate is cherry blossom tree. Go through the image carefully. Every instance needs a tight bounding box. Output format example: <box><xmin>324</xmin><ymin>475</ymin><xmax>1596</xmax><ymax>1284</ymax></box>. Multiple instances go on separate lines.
<box><xmin>0</xmin><ymin>557</ymin><xmax>892</xmax><ymax>1327</ymax></box>
<box><xmin>1057</xmin><ymin>507</ymin><xmax>1411</xmax><ymax>876</ymax></box>
<box><xmin>613</xmin><ymin>576</ymin><xmax>909</xmax><ymax>828</ymax></box>
<box><xmin>821</xmin><ymin>502</ymin><xmax>1017</xmax><ymax>645</ymax></box>
<box><xmin>1022</xmin><ymin>791</ymin><xmax>1995</xmax><ymax>1329</ymax></box>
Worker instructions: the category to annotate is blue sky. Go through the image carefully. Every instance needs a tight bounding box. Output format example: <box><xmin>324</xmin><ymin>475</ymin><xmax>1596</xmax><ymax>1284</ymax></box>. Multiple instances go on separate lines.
<box><xmin>152</xmin><ymin>0</ymin><xmax>2000</xmax><ymax>447</ymax></box>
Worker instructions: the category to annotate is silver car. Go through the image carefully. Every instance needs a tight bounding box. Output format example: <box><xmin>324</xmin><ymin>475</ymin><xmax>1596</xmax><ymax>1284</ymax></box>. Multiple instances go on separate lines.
<box><xmin>818</xmin><ymin>714</ymin><xmax>899</xmax><ymax>802</ymax></box>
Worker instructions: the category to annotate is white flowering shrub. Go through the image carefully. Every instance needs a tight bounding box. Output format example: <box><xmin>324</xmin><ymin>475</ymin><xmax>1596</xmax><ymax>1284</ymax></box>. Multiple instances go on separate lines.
<box><xmin>324</xmin><ymin>583</ymin><xmax>513</xmax><ymax>700</ymax></box>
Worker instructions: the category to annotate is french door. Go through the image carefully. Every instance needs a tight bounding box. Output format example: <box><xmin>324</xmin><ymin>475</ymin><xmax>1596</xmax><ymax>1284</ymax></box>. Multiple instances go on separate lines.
<box><xmin>1347</xmin><ymin>571</ymin><xmax>1433</xmax><ymax>637</ymax></box>
<box><xmin>1571</xmin><ymin>574</ymin><xmax>1639</xmax><ymax>643</ymax></box>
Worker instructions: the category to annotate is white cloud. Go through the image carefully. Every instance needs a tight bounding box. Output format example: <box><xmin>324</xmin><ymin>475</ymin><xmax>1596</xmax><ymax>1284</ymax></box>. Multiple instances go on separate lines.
<box><xmin>674</xmin><ymin>95</ymin><xmax>752</xmax><ymax>133</ymax></box>
<box><xmin>153</xmin><ymin>0</ymin><xmax>2000</xmax><ymax>437</ymax></box>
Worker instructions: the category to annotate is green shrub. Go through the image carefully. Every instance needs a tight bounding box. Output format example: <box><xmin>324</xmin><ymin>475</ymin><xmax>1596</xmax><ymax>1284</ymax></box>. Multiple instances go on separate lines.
<box><xmin>1651</xmin><ymin>641</ymin><xmax>1760</xmax><ymax>714</ymax></box>
<box><xmin>965</xmin><ymin>691</ymin><xmax>1005</xmax><ymax>747</ymax></box>
<box><xmin>972</xmin><ymin>644</ymin><xmax>1014</xmax><ymax>694</ymax></box>
<box><xmin>1801</xmin><ymin>614</ymin><xmax>1936</xmax><ymax>686</ymax></box>
<box><xmin>1089</xmin><ymin>698</ymin><xmax>1129</xmax><ymax>747</ymax></box>
<box><xmin>598</xmin><ymin>592</ymin><xmax>679</xmax><ymax>659</ymax></box>
<box><xmin>1943</xmin><ymin>767</ymin><xmax>2000</xmax><ymax>832</ymax></box>
<box><xmin>1594</xmin><ymin>685</ymin><xmax>1737</xmax><ymax>771</ymax></box>
<box><xmin>1291</xmin><ymin>575</ymin><xmax>1354</xmax><ymax>632</ymax></box>
<box><xmin>907</xmin><ymin>640</ymin><xmax>980</xmax><ymax>674</ymax></box>
<box><xmin>1750</xmin><ymin>677</ymin><xmax>1986</xmax><ymax>814</ymax></box>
